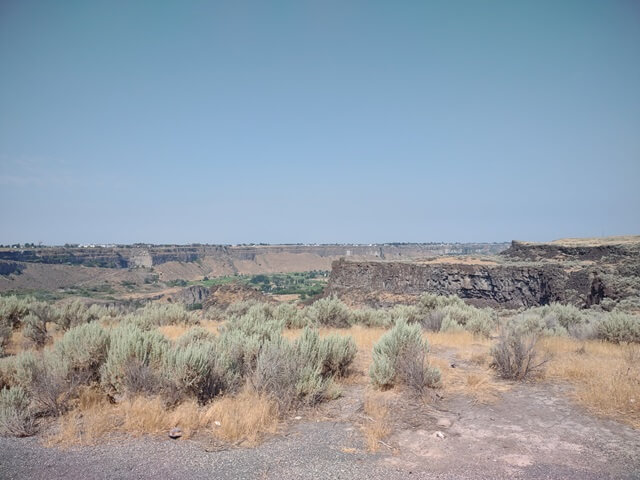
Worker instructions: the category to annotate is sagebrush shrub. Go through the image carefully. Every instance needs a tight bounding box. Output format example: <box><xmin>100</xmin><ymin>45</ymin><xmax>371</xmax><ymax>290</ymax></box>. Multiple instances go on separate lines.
<box><xmin>369</xmin><ymin>320</ymin><xmax>440</xmax><ymax>392</ymax></box>
<box><xmin>418</xmin><ymin>293</ymin><xmax>466</xmax><ymax>312</ymax></box>
<box><xmin>274</xmin><ymin>303</ymin><xmax>308</xmax><ymax>328</ymax></box>
<box><xmin>1</xmin><ymin>351</ymin><xmax>72</xmax><ymax>416</ymax></box>
<box><xmin>0</xmin><ymin>319</ymin><xmax>12</xmax><ymax>352</ymax></box>
<box><xmin>306</xmin><ymin>296</ymin><xmax>353</xmax><ymax>328</ymax></box>
<box><xmin>0</xmin><ymin>295</ymin><xmax>33</xmax><ymax>329</ymax></box>
<box><xmin>124</xmin><ymin>303</ymin><xmax>199</xmax><ymax>329</ymax></box>
<box><xmin>438</xmin><ymin>304</ymin><xmax>495</xmax><ymax>337</ymax></box>
<box><xmin>162</xmin><ymin>341</ymin><xmax>229</xmax><ymax>403</ymax></box>
<box><xmin>100</xmin><ymin>324</ymin><xmax>170</xmax><ymax>396</ymax></box>
<box><xmin>253</xmin><ymin>328</ymin><xmax>356</xmax><ymax>409</ymax></box>
<box><xmin>176</xmin><ymin>326</ymin><xmax>217</xmax><ymax>347</ymax></box>
<box><xmin>0</xmin><ymin>351</ymin><xmax>38</xmax><ymax>389</ymax></box>
<box><xmin>55</xmin><ymin>299</ymin><xmax>98</xmax><ymax>331</ymax></box>
<box><xmin>0</xmin><ymin>386</ymin><xmax>36</xmax><ymax>437</ymax></box>
<box><xmin>318</xmin><ymin>334</ymin><xmax>357</xmax><ymax>377</ymax></box>
<box><xmin>252</xmin><ymin>338</ymin><xmax>300</xmax><ymax>410</ymax></box>
<box><xmin>490</xmin><ymin>325</ymin><xmax>547</xmax><ymax>380</ymax></box>
<box><xmin>351</xmin><ymin>308</ymin><xmax>392</xmax><ymax>328</ymax></box>
<box><xmin>596</xmin><ymin>312</ymin><xmax>640</xmax><ymax>343</ymax></box>
<box><xmin>22</xmin><ymin>313</ymin><xmax>48</xmax><ymax>348</ymax></box>
<box><xmin>53</xmin><ymin>323</ymin><xmax>110</xmax><ymax>383</ymax></box>
<box><xmin>388</xmin><ymin>305</ymin><xmax>423</xmax><ymax>325</ymax></box>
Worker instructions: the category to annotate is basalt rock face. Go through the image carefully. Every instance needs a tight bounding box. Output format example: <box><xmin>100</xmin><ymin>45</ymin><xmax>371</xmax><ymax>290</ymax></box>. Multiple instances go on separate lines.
<box><xmin>168</xmin><ymin>285</ymin><xmax>211</xmax><ymax>306</ymax></box>
<box><xmin>202</xmin><ymin>284</ymin><xmax>272</xmax><ymax>310</ymax></box>
<box><xmin>327</xmin><ymin>238</ymin><xmax>640</xmax><ymax>309</ymax></box>
<box><xmin>327</xmin><ymin>259</ymin><xmax>578</xmax><ymax>308</ymax></box>
<box><xmin>0</xmin><ymin>261</ymin><xmax>23</xmax><ymax>276</ymax></box>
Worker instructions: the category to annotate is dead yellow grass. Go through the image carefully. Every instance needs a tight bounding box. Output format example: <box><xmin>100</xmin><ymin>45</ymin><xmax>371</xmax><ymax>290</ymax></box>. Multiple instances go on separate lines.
<box><xmin>157</xmin><ymin>320</ymin><xmax>222</xmax><ymax>341</ymax></box>
<box><xmin>540</xmin><ymin>337</ymin><xmax>640</xmax><ymax>428</ymax></box>
<box><xmin>48</xmin><ymin>387</ymin><xmax>279</xmax><ymax>447</ymax></box>
<box><xmin>427</xmin><ymin>330</ymin><xmax>492</xmax><ymax>352</ymax></box>
<box><xmin>362</xmin><ymin>390</ymin><xmax>392</xmax><ymax>451</ymax></box>
<box><xmin>204</xmin><ymin>389</ymin><xmax>280</xmax><ymax>444</ymax></box>
<box><xmin>431</xmin><ymin>356</ymin><xmax>509</xmax><ymax>404</ymax></box>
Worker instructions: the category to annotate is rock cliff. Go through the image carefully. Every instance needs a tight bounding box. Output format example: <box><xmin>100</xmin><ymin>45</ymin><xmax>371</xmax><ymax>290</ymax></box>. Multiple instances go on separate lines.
<box><xmin>327</xmin><ymin>237</ymin><xmax>640</xmax><ymax>308</ymax></box>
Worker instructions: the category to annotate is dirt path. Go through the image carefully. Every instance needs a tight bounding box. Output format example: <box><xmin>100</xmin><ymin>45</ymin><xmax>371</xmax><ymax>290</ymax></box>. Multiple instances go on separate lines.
<box><xmin>1</xmin><ymin>381</ymin><xmax>638</xmax><ymax>480</ymax></box>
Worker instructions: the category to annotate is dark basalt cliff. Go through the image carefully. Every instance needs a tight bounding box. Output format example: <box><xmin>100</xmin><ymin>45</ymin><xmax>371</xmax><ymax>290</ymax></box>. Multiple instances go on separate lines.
<box><xmin>327</xmin><ymin>238</ymin><xmax>640</xmax><ymax>308</ymax></box>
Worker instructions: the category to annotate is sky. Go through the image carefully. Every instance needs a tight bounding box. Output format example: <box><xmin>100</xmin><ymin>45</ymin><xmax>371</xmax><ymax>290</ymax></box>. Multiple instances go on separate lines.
<box><xmin>1</xmin><ymin>0</ymin><xmax>639</xmax><ymax>245</ymax></box>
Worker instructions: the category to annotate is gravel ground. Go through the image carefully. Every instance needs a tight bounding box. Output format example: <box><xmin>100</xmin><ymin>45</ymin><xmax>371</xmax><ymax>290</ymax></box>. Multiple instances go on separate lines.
<box><xmin>2</xmin><ymin>354</ymin><xmax>639</xmax><ymax>480</ymax></box>
<box><xmin>2</xmin><ymin>382</ymin><xmax>639</xmax><ymax>480</ymax></box>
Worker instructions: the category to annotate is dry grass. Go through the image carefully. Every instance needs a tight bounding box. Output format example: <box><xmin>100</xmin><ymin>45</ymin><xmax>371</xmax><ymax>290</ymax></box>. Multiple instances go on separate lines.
<box><xmin>540</xmin><ymin>337</ymin><xmax>640</xmax><ymax>428</ymax></box>
<box><xmin>362</xmin><ymin>390</ymin><xmax>392</xmax><ymax>451</ymax></box>
<box><xmin>432</xmin><ymin>356</ymin><xmax>510</xmax><ymax>404</ymax></box>
<box><xmin>204</xmin><ymin>389</ymin><xmax>280</xmax><ymax>445</ymax></box>
<box><xmin>48</xmin><ymin>387</ymin><xmax>279</xmax><ymax>447</ymax></box>
<box><xmin>427</xmin><ymin>330</ymin><xmax>492</xmax><ymax>352</ymax></box>
<box><xmin>157</xmin><ymin>320</ymin><xmax>222</xmax><ymax>341</ymax></box>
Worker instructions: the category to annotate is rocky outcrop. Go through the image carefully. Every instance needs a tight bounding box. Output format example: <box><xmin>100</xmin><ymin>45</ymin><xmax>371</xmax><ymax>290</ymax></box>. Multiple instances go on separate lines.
<box><xmin>168</xmin><ymin>285</ymin><xmax>211</xmax><ymax>306</ymax></box>
<box><xmin>202</xmin><ymin>284</ymin><xmax>272</xmax><ymax>310</ymax></box>
<box><xmin>0</xmin><ymin>261</ymin><xmax>22</xmax><ymax>276</ymax></box>
<box><xmin>326</xmin><ymin>258</ymin><xmax>627</xmax><ymax>308</ymax></box>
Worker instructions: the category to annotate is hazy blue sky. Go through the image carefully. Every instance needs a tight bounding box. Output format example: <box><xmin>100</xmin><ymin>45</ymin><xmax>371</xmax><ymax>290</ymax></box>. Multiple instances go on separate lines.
<box><xmin>1</xmin><ymin>1</ymin><xmax>639</xmax><ymax>245</ymax></box>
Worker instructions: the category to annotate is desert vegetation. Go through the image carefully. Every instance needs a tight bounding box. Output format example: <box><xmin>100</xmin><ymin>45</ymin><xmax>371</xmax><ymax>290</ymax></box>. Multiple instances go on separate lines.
<box><xmin>0</xmin><ymin>291</ymin><xmax>638</xmax><ymax>445</ymax></box>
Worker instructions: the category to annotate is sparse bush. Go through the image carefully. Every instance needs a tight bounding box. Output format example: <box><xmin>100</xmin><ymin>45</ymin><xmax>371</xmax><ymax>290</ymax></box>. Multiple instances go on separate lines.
<box><xmin>0</xmin><ymin>351</ymin><xmax>38</xmax><ymax>389</ymax></box>
<box><xmin>225</xmin><ymin>300</ymin><xmax>260</xmax><ymax>318</ymax></box>
<box><xmin>515</xmin><ymin>312</ymin><xmax>567</xmax><ymax>337</ymax></box>
<box><xmin>252</xmin><ymin>338</ymin><xmax>300</xmax><ymax>410</ymax></box>
<box><xmin>439</xmin><ymin>304</ymin><xmax>495</xmax><ymax>337</ymax></box>
<box><xmin>0</xmin><ymin>319</ymin><xmax>12</xmax><ymax>353</ymax></box>
<box><xmin>318</xmin><ymin>334</ymin><xmax>357</xmax><ymax>377</ymax></box>
<box><xmin>388</xmin><ymin>305</ymin><xmax>423</xmax><ymax>325</ymax></box>
<box><xmin>22</xmin><ymin>313</ymin><xmax>48</xmax><ymax>348</ymax></box>
<box><xmin>100</xmin><ymin>324</ymin><xmax>170</xmax><ymax>397</ymax></box>
<box><xmin>418</xmin><ymin>293</ymin><xmax>466</xmax><ymax>312</ymax></box>
<box><xmin>125</xmin><ymin>303</ymin><xmax>199</xmax><ymax>329</ymax></box>
<box><xmin>27</xmin><ymin>352</ymin><xmax>74</xmax><ymax>415</ymax></box>
<box><xmin>351</xmin><ymin>308</ymin><xmax>392</xmax><ymax>328</ymax></box>
<box><xmin>0</xmin><ymin>295</ymin><xmax>33</xmax><ymax>329</ymax></box>
<box><xmin>369</xmin><ymin>320</ymin><xmax>440</xmax><ymax>392</ymax></box>
<box><xmin>527</xmin><ymin>303</ymin><xmax>586</xmax><ymax>331</ymax></box>
<box><xmin>0</xmin><ymin>386</ymin><xmax>36</xmax><ymax>437</ymax></box>
<box><xmin>490</xmin><ymin>325</ymin><xmax>548</xmax><ymax>380</ymax></box>
<box><xmin>274</xmin><ymin>303</ymin><xmax>308</xmax><ymax>328</ymax></box>
<box><xmin>53</xmin><ymin>323</ymin><xmax>110</xmax><ymax>383</ymax></box>
<box><xmin>176</xmin><ymin>327</ymin><xmax>217</xmax><ymax>347</ymax></box>
<box><xmin>253</xmin><ymin>329</ymin><xmax>356</xmax><ymax>409</ymax></box>
<box><xmin>596</xmin><ymin>312</ymin><xmax>640</xmax><ymax>344</ymax></box>
<box><xmin>162</xmin><ymin>341</ymin><xmax>229</xmax><ymax>403</ymax></box>
<box><xmin>223</xmin><ymin>304</ymin><xmax>282</xmax><ymax>341</ymax></box>
<box><xmin>306</xmin><ymin>296</ymin><xmax>352</xmax><ymax>328</ymax></box>
<box><xmin>55</xmin><ymin>299</ymin><xmax>97</xmax><ymax>331</ymax></box>
<box><xmin>421</xmin><ymin>310</ymin><xmax>445</xmax><ymax>332</ymax></box>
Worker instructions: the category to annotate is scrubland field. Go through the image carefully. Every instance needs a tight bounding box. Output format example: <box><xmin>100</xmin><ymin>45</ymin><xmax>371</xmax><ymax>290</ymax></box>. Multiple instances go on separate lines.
<box><xmin>1</xmin><ymin>292</ymin><xmax>639</xmax><ymax>479</ymax></box>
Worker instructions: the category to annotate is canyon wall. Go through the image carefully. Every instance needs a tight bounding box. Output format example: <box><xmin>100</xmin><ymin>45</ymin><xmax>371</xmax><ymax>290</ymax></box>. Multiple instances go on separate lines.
<box><xmin>327</xmin><ymin>238</ymin><xmax>640</xmax><ymax>308</ymax></box>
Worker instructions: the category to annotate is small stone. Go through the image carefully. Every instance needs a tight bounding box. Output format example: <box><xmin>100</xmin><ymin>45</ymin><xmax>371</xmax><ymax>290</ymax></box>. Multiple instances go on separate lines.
<box><xmin>436</xmin><ymin>418</ymin><xmax>452</xmax><ymax>428</ymax></box>
<box><xmin>168</xmin><ymin>427</ymin><xmax>182</xmax><ymax>439</ymax></box>
<box><xmin>434</xmin><ymin>431</ymin><xmax>445</xmax><ymax>439</ymax></box>
<box><xmin>214</xmin><ymin>421</ymin><xmax>221</xmax><ymax>427</ymax></box>
<box><xmin>294</xmin><ymin>416</ymin><xmax>302</xmax><ymax>420</ymax></box>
